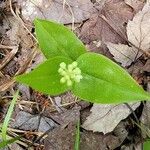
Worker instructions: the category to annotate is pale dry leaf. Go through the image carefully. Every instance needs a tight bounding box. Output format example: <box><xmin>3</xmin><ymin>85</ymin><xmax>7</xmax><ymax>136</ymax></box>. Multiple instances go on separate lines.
<box><xmin>6</xmin><ymin>17</ymin><xmax>21</xmax><ymax>45</ymax></box>
<box><xmin>125</xmin><ymin>0</ymin><xmax>144</xmax><ymax>13</ymax></box>
<box><xmin>127</xmin><ymin>3</ymin><xmax>150</xmax><ymax>51</ymax></box>
<box><xmin>17</xmin><ymin>0</ymin><xmax>95</xmax><ymax>24</ymax></box>
<box><xmin>82</xmin><ymin>102</ymin><xmax>140</xmax><ymax>134</ymax></box>
<box><xmin>11</xmin><ymin>111</ymin><xmax>57</xmax><ymax>132</ymax></box>
<box><xmin>106</xmin><ymin>42</ymin><xmax>142</xmax><ymax>67</ymax></box>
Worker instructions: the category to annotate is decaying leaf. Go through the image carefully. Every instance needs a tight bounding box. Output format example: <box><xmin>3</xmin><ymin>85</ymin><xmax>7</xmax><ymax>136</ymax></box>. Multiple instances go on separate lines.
<box><xmin>11</xmin><ymin>111</ymin><xmax>57</xmax><ymax>132</ymax></box>
<box><xmin>44</xmin><ymin>106</ymin><xmax>80</xmax><ymax>150</ymax></box>
<box><xmin>106</xmin><ymin>42</ymin><xmax>142</xmax><ymax>67</ymax></box>
<box><xmin>18</xmin><ymin>0</ymin><xmax>95</xmax><ymax>24</ymax></box>
<box><xmin>125</xmin><ymin>0</ymin><xmax>144</xmax><ymax>13</ymax></box>
<box><xmin>127</xmin><ymin>3</ymin><xmax>150</xmax><ymax>51</ymax></box>
<box><xmin>80</xmin><ymin>0</ymin><xmax>134</xmax><ymax>55</ymax></box>
<box><xmin>142</xmin><ymin>59</ymin><xmax>150</xmax><ymax>72</ymax></box>
<box><xmin>0</xmin><ymin>46</ymin><xmax>18</xmax><ymax>70</ymax></box>
<box><xmin>140</xmin><ymin>83</ymin><xmax>150</xmax><ymax>138</ymax></box>
<box><xmin>82</xmin><ymin>103</ymin><xmax>140</xmax><ymax>134</ymax></box>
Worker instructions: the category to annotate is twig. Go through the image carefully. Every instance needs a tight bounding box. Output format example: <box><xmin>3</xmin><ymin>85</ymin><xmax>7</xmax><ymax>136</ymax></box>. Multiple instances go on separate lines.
<box><xmin>124</xmin><ymin>103</ymin><xmax>139</xmax><ymax>124</ymax></box>
<box><xmin>0</xmin><ymin>44</ymin><xmax>14</xmax><ymax>49</ymax></box>
<box><xmin>9</xmin><ymin>0</ymin><xmax>37</xmax><ymax>42</ymax></box>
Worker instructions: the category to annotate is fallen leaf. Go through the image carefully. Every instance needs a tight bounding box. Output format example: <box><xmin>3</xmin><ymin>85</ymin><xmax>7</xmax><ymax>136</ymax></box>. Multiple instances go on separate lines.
<box><xmin>140</xmin><ymin>82</ymin><xmax>150</xmax><ymax>138</ymax></box>
<box><xmin>17</xmin><ymin>0</ymin><xmax>95</xmax><ymax>24</ymax></box>
<box><xmin>80</xmin><ymin>0</ymin><xmax>134</xmax><ymax>55</ymax></box>
<box><xmin>11</xmin><ymin>111</ymin><xmax>57</xmax><ymax>132</ymax></box>
<box><xmin>44</xmin><ymin>106</ymin><xmax>80</xmax><ymax>150</ymax></box>
<box><xmin>142</xmin><ymin>59</ymin><xmax>150</xmax><ymax>72</ymax></box>
<box><xmin>106</xmin><ymin>42</ymin><xmax>142</xmax><ymax>67</ymax></box>
<box><xmin>127</xmin><ymin>3</ymin><xmax>150</xmax><ymax>51</ymax></box>
<box><xmin>44</xmin><ymin>122</ymin><xmax>76</xmax><ymax>150</ymax></box>
<box><xmin>125</xmin><ymin>0</ymin><xmax>144</xmax><ymax>13</ymax></box>
<box><xmin>121</xmin><ymin>144</ymin><xmax>142</xmax><ymax>150</ymax></box>
<box><xmin>80</xmin><ymin>131</ymin><xmax>108</xmax><ymax>150</ymax></box>
<box><xmin>82</xmin><ymin>103</ymin><xmax>140</xmax><ymax>134</ymax></box>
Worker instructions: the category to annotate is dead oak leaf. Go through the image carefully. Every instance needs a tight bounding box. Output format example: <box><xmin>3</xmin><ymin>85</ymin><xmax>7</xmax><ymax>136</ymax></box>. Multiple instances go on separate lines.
<box><xmin>127</xmin><ymin>2</ymin><xmax>150</xmax><ymax>51</ymax></box>
<box><xmin>82</xmin><ymin>103</ymin><xmax>140</xmax><ymax>134</ymax></box>
<box><xmin>106</xmin><ymin>42</ymin><xmax>142</xmax><ymax>67</ymax></box>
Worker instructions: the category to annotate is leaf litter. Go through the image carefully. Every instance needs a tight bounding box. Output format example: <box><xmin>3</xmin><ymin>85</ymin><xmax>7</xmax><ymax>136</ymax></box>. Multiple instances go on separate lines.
<box><xmin>82</xmin><ymin>102</ymin><xmax>140</xmax><ymax>134</ymax></box>
<box><xmin>17</xmin><ymin>0</ymin><xmax>95</xmax><ymax>24</ymax></box>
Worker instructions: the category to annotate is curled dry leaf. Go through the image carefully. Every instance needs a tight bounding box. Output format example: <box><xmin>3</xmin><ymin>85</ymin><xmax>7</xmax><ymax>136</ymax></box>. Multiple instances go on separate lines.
<box><xmin>127</xmin><ymin>3</ymin><xmax>150</xmax><ymax>51</ymax></box>
<box><xmin>106</xmin><ymin>42</ymin><xmax>142</xmax><ymax>67</ymax></box>
<box><xmin>82</xmin><ymin>103</ymin><xmax>140</xmax><ymax>134</ymax></box>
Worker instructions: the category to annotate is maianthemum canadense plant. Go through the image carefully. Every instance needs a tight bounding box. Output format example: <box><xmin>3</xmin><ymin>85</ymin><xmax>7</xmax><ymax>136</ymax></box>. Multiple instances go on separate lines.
<box><xmin>16</xmin><ymin>19</ymin><xmax>150</xmax><ymax>104</ymax></box>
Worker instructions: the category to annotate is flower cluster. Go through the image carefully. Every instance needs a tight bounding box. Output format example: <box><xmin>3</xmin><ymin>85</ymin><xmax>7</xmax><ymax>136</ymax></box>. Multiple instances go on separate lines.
<box><xmin>58</xmin><ymin>61</ymin><xmax>83</xmax><ymax>86</ymax></box>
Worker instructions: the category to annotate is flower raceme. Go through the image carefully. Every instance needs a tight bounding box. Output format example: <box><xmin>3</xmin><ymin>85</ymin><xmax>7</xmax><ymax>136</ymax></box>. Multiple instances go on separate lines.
<box><xmin>58</xmin><ymin>61</ymin><xmax>83</xmax><ymax>86</ymax></box>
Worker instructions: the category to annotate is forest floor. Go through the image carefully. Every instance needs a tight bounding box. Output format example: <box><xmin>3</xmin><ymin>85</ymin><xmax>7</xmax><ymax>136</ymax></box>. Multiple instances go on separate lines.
<box><xmin>0</xmin><ymin>0</ymin><xmax>150</xmax><ymax>150</ymax></box>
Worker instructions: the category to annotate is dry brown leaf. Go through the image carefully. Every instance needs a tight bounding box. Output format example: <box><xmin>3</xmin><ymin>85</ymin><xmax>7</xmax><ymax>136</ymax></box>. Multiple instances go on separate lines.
<box><xmin>127</xmin><ymin>3</ymin><xmax>150</xmax><ymax>51</ymax></box>
<box><xmin>106</xmin><ymin>42</ymin><xmax>142</xmax><ymax>67</ymax></box>
<box><xmin>44</xmin><ymin>106</ymin><xmax>80</xmax><ymax>150</ymax></box>
<box><xmin>142</xmin><ymin>59</ymin><xmax>150</xmax><ymax>72</ymax></box>
<box><xmin>140</xmin><ymin>83</ymin><xmax>150</xmax><ymax>138</ymax></box>
<box><xmin>80</xmin><ymin>0</ymin><xmax>134</xmax><ymax>55</ymax></box>
<box><xmin>82</xmin><ymin>103</ymin><xmax>140</xmax><ymax>134</ymax></box>
<box><xmin>17</xmin><ymin>0</ymin><xmax>95</xmax><ymax>24</ymax></box>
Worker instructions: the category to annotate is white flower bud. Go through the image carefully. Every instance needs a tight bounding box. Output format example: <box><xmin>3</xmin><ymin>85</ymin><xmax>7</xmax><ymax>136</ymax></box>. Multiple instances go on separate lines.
<box><xmin>60</xmin><ymin>77</ymin><xmax>66</xmax><ymax>83</ymax></box>
<box><xmin>74</xmin><ymin>75</ymin><xmax>83</xmax><ymax>82</ymax></box>
<box><xmin>60</xmin><ymin>62</ymin><xmax>66</xmax><ymax>69</ymax></box>
<box><xmin>73</xmin><ymin>68</ymin><xmax>81</xmax><ymax>74</ymax></box>
<box><xmin>67</xmin><ymin>79</ymin><xmax>72</xmax><ymax>86</ymax></box>
<box><xmin>65</xmin><ymin>75</ymin><xmax>70</xmax><ymax>80</ymax></box>
<box><xmin>72</xmin><ymin>61</ymin><xmax>77</xmax><ymax>68</ymax></box>
<box><xmin>68</xmin><ymin>64</ymin><xmax>74</xmax><ymax>71</ymax></box>
<box><xmin>58</xmin><ymin>61</ymin><xmax>83</xmax><ymax>87</ymax></box>
<box><xmin>58</xmin><ymin>68</ymin><xmax>64</xmax><ymax>73</ymax></box>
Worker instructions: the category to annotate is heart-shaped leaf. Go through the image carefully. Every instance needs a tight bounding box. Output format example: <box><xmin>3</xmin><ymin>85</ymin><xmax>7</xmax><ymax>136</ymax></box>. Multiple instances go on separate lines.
<box><xmin>72</xmin><ymin>53</ymin><xmax>150</xmax><ymax>103</ymax></box>
<box><xmin>16</xmin><ymin>56</ymin><xmax>72</xmax><ymax>95</ymax></box>
<box><xmin>34</xmin><ymin>19</ymin><xmax>87</xmax><ymax>60</ymax></box>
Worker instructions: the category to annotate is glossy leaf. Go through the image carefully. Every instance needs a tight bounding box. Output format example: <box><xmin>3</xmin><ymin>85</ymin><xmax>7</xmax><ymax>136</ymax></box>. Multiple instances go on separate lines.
<box><xmin>72</xmin><ymin>53</ymin><xmax>150</xmax><ymax>103</ymax></box>
<box><xmin>16</xmin><ymin>56</ymin><xmax>72</xmax><ymax>95</ymax></box>
<box><xmin>143</xmin><ymin>140</ymin><xmax>150</xmax><ymax>150</ymax></box>
<box><xmin>34</xmin><ymin>19</ymin><xmax>86</xmax><ymax>60</ymax></box>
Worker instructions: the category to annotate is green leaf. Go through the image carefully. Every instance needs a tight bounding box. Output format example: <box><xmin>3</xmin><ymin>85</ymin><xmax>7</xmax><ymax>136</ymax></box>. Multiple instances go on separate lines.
<box><xmin>143</xmin><ymin>140</ymin><xmax>150</xmax><ymax>150</ymax></box>
<box><xmin>72</xmin><ymin>52</ymin><xmax>150</xmax><ymax>103</ymax></box>
<box><xmin>74</xmin><ymin>120</ymin><xmax>80</xmax><ymax>150</ymax></box>
<box><xmin>34</xmin><ymin>19</ymin><xmax>86</xmax><ymax>60</ymax></box>
<box><xmin>2</xmin><ymin>91</ymin><xmax>19</xmax><ymax>141</ymax></box>
<box><xmin>0</xmin><ymin>136</ymin><xmax>21</xmax><ymax>149</ymax></box>
<box><xmin>16</xmin><ymin>56</ymin><xmax>72</xmax><ymax>95</ymax></box>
